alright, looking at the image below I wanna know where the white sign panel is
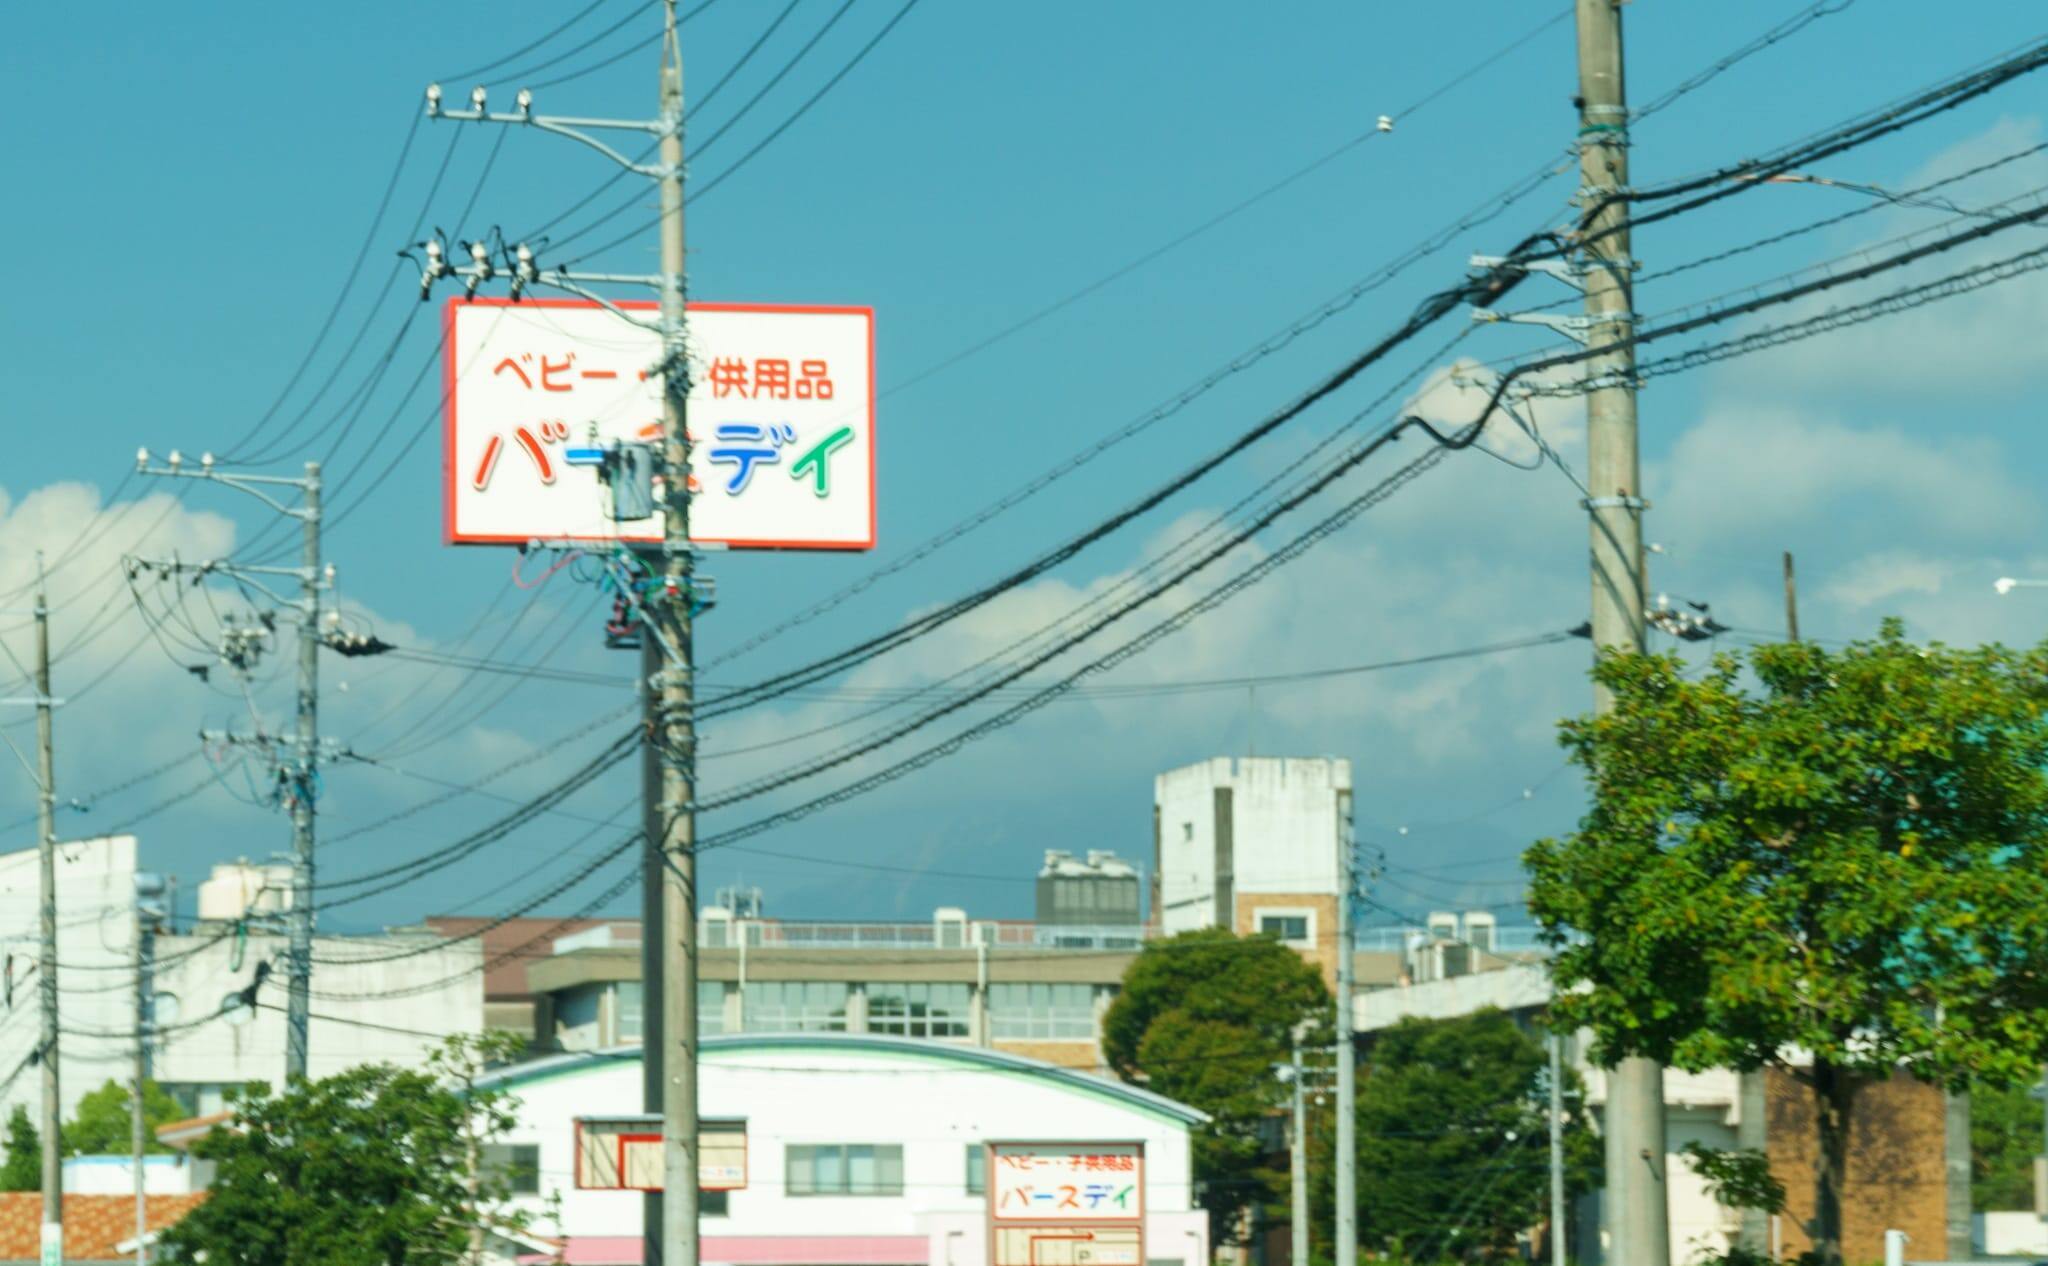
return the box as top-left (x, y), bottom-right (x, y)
top-left (443, 298), bottom-right (874, 550)
top-left (989, 1142), bottom-right (1144, 1222)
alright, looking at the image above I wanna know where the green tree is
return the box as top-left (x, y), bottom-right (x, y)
top-left (1969, 1077), bottom-right (2041, 1212)
top-left (1342, 1010), bottom-right (1599, 1262)
top-left (1103, 928), bottom-right (1331, 1249)
top-left (159, 1031), bottom-right (535, 1266)
top-left (1526, 627), bottom-right (2048, 1266)
top-left (1, 1104), bottom-right (38, 1192)
top-left (64, 1078), bottom-right (186, 1155)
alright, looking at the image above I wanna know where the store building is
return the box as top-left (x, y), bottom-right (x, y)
top-left (480, 1033), bottom-right (1210, 1266)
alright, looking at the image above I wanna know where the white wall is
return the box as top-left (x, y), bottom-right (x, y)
top-left (0, 835), bottom-right (140, 1122)
top-left (61, 1153), bottom-right (202, 1195)
top-left (1977, 1212), bottom-right (2048, 1256)
top-left (151, 929), bottom-right (484, 1102)
top-left (490, 1036), bottom-right (1208, 1265)
top-left (1155, 760), bottom-right (1224, 936)
top-left (1154, 758), bottom-right (1350, 936)
top-left (1227, 759), bottom-right (1347, 897)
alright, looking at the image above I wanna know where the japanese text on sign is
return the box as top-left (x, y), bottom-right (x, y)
top-left (444, 299), bottom-right (874, 550)
top-left (989, 1144), bottom-right (1144, 1222)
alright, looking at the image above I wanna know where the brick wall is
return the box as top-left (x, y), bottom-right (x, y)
top-left (1233, 892), bottom-right (1340, 990)
top-left (1765, 1066), bottom-right (1948, 1264)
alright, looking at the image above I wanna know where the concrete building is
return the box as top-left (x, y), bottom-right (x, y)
top-left (1036, 851), bottom-right (1140, 934)
top-left (1153, 758), bottom-right (1351, 984)
top-left (523, 916), bottom-right (1132, 1073)
top-left (478, 1033), bottom-right (1209, 1266)
top-left (0, 839), bottom-right (485, 1125)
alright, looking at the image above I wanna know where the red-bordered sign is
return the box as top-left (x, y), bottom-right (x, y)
top-left (987, 1141), bottom-right (1145, 1266)
top-left (443, 298), bottom-right (876, 551)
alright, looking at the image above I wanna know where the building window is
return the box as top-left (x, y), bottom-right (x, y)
top-left (865, 982), bottom-right (970, 1038)
top-left (701, 1189), bottom-right (730, 1217)
top-left (482, 1143), bottom-right (541, 1196)
top-left (1256, 909), bottom-right (1315, 948)
top-left (965, 1143), bottom-right (985, 1194)
top-left (988, 982), bottom-right (1095, 1040)
top-left (744, 981), bottom-right (848, 1032)
top-left (699, 981), bottom-right (727, 1036)
top-left (616, 982), bottom-right (644, 1042)
top-left (161, 1083), bottom-right (229, 1118)
top-left (786, 1144), bottom-right (904, 1196)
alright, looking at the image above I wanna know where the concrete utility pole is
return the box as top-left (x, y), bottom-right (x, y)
top-left (1334, 793), bottom-right (1355, 1266)
top-left (131, 876), bottom-right (160, 1266)
top-left (642, 636), bottom-right (669, 1257)
top-left (1783, 552), bottom-right (1800, 642)
top-left (34, 555), bottom-right (62, 1266)
top-left (1574, 2), bottom-right (1669, 1263)
top-left (135, 451), bottom-right (329, 1083)
top-left (652, 3), bottom-right (702, 1263)
top-left (1289, 1040), bottom-right (1309, 1266)
top-left (287, 461), bottom-right (322, 1080)
top-left (1550, 1032), bottom-right (1567, 1266)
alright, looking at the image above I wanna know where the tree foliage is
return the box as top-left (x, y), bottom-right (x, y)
top-left (1969, 1077), bottom-right (2041, 1212)
top-left (1527, 628), bottom-right (2048, 1266)
top-left (1103, 928), bottom-right (1331, 1247)
top-left (158, 1032), bottom-right (533, 1266)
top-left (1, 1105), bottom-right (37, 1192)
top-left (65, 1078), bottom-right (186, 1155)
top-left (1346, 1010), bottom-right (1599, 1261)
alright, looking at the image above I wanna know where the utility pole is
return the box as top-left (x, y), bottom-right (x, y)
top-left (1782, 552), bottom-right (1800, 642)
top-left (131, 875), bottom-right (160, 1266)
top-left (1550, 1031), bottom-right (1567, 1266)
top-left (1289, 1039), bottom-right (1308, 1266)
top-left (288, 463), bottom-right (321, 1080)
top-left (418, 8), bottom-right (702, 1259)
top-left (651, 2), bottom-right (702, 1259)
top-left (133, 451), bottom-right (334, 1082)
top-left (1334, 792), bottom-right (1355, 1266)
top-left (34, 554), bottom-right (62, 1266)
top-left (1574, 2), bottom-right (1669, 1264)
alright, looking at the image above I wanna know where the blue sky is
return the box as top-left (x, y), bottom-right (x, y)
top-left (4, 0), bottom-right (2048, 931)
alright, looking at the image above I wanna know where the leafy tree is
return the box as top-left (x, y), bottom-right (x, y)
top-left (1, 1104), bottom-right (38, 1192)
top-left (1339, 1010), bottom-right (1598, 1262)
top-left (159, 1031), bottom-right (535, 1266)
top-left (1103, 928), bottom-right (1331, 1248)
top-left (1527, 627), bottom-right (2048, 1266)
top-left (64, 1078), bottom-right (186, 1155)
top-left (1969, 1077), bottom-right (2041, 1212)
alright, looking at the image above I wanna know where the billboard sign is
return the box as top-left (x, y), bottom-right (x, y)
top-left (575, 1115), bottom-right (748, 1191)
top-left (443, 298), bottom-right (874, 550)
top-left (988, 1142), bottom-right (1144, 1266)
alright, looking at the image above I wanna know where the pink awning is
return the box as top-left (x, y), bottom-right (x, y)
top-left (525, 1235), bottom-right (932, 1266)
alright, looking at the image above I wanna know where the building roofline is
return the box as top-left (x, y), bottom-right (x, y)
top-left (477, 1033), bottom-right (1207, 1126)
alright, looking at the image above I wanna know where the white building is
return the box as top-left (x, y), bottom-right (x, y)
top-left (1154, 758), bottom-right (1351, 983)
top-left (0, 835), bottom-right (143, 1121)
top-left (481, 1033), bottom-right (1210, 1266)
top-left (0, 837), bottom-right (484, 1125)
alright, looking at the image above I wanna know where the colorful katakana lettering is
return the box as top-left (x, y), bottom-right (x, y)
top-left (706, 423), bottom-right (797, 494)
top-left (790, 426), bottom-right (854, 498)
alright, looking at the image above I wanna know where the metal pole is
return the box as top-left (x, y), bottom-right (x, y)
top-left (1291, 1041), bottom-right (1308, 1266)
top-left (652, 3), bottom-right (700, 1264)
top-left (285, 461), bottom-right (321, 1081)
top-left (132, 898), bottom-right (148, 1266)
top-left (1334, 792), bottom-right (1355, 1266)
top-left (641, 634), bottom-right (668, 1256)
top-left (1550, 1032), bottom-right (1567, 1266)
top-left (1782, 552), bottom-right (1800, 642)
top-left (34, 553), bottom-right (62, 1266)
top-left (1574, 3), bottom-right (1668, 1264)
